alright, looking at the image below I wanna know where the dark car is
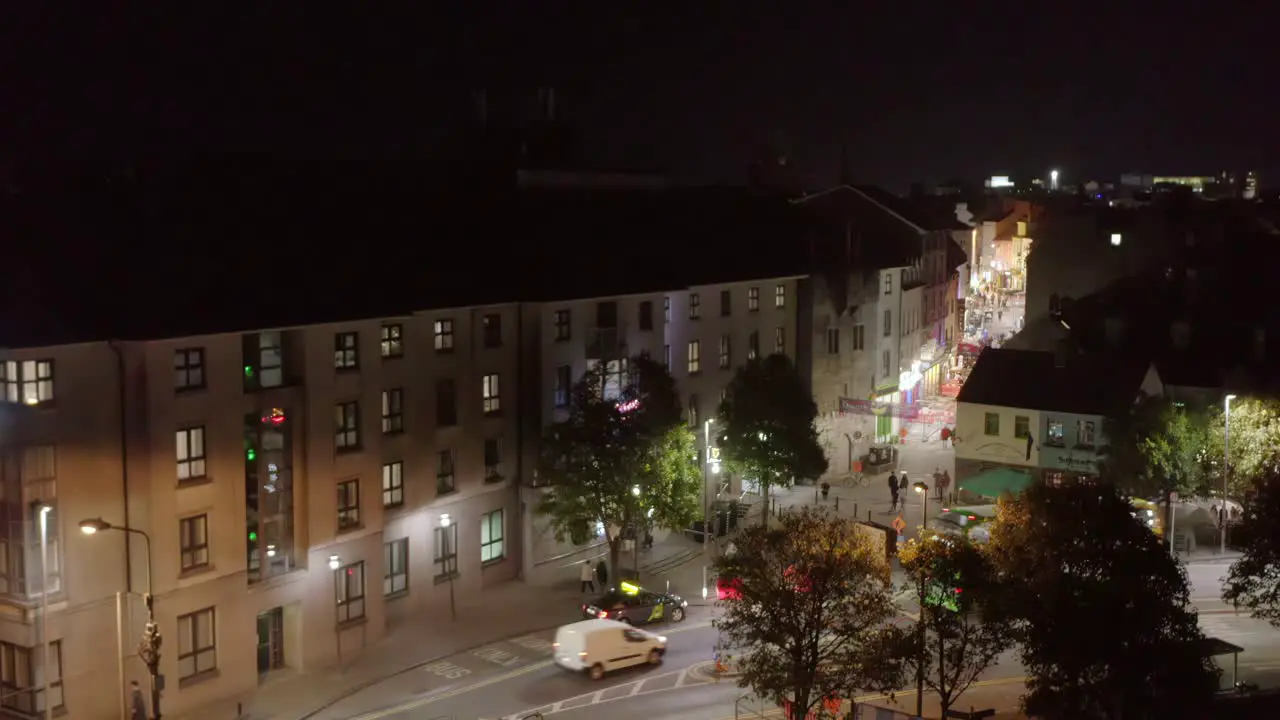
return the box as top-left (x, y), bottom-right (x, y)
top-left (582, 581), bottom-right (688, 626)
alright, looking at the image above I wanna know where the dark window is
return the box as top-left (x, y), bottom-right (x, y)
top-left (719, 335), bottom-right (731, 369)
top-left (384, 538), bottom-right (408, 596)
top-left (596, 301), bottom-right (618, 329)
top-left (179, 515), bottom-right (209, 571)
top-left (638, 301), bottom-right (654, 331)
top-left (484, 437), bottom-right (503, 480)
top-left (1014, 416), bottom-right (1030, 439)
top-left (719, 289), bottom-right (731, 317)
top-left (554, 310), bottom-right (571, 341)
top-left (177, 609), bottom-right (217, 680)
top-left (434, 319), bottom-right (455, 352)
top-left (174, 348), bottom-right (205, 390)
top-left (335, 562), bottom-right (366, 623)
top-left (435, 525), bottom-right (458, 580)
top-left (483, 314), bottom-right (502, 348)
top-left (748, 331), bottom-right (760, 359)
top-left (335, 401), bottom-right (360, 451)
top-left (436, 379), bottom-right (457, 426)
top-left (337, 479), bottom-right (361, 530)
top-left (335, 332), bottom-right (359, 370)
top-left (826, 328), bottom-right (840, 354)
top-left (984, 413), bottom-right (1000, 436)
top-left (554, 365), bottom-right (571, 408)
top-left (688, 293), bottom-right (701, 319)
top-left (437, 450), bottom-right (456, 494)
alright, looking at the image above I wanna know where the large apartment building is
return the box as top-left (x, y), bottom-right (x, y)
top-left (0, 307), bottom-right (529, 718)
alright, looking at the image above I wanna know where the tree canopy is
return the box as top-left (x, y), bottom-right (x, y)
top-left (713, 507), bottom-right (901, 718)
top-left (718, 354), bottom-right (827, 521)
top-left (986, 482), bottom-right (1219, 719)
top-left (537, 353), bottom-right (700, 572)
top-left (1204, 397), bottom-right (1280, 497)
top-left (896, 533), bottom-right (1014, 717)
top-left (1223, 471), bottom-right (1280, 628)
top-left (1102, 394), bottom-right (1211, 498)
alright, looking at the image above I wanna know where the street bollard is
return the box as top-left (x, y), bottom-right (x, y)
top-left (835, 496), bottom-right (840, 512)
top-left (814, 488), bottom-right (819, 504)
top-left (867, 509), bottom-right (872, 522)
top-left (854, 502), bottom-right (858, 519)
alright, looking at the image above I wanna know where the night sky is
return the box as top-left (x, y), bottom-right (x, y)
top-left (4, 5), bottom-right (1277, 190)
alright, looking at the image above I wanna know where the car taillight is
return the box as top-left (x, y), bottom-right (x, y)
top-left (579, 651), bottom-right (587, 658)
top-left (598, 610), bottom-right (608, 618)
top-left (552, 642), bottom-right (560, 650)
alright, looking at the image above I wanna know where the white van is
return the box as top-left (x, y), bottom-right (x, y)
top-left (553, 618), bottom-right (667, 680)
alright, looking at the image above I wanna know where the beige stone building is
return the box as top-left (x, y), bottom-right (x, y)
top-left (0, 306), bottom-right (529, 718)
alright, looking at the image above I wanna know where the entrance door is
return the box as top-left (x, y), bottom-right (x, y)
top-left (256, 607), bottom-right (285, 674)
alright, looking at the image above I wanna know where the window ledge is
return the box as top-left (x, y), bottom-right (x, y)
top-left (337, 523), bottom-right (364, 535)
top-left (178, 668), bottom-right (221, 690)
top-left (335, 366), bottom-right (360, 374)
top-left (481, 557), bottom-right (507, 569)
top-left (177, 476), bottom-right (214, 490)
top-left (336, 447), bottom-right (363, 455)
top-left (175, 386), bottom-right (208, 395)
top-left (437, 486), bottom-right (457, 497)
top-left (384, 589), bottom-right (409, 602)
top-left (382, 354), bottom-right (404, 361)
top-left (484, 411), bottom-right (504, 419)
top-left (484, 475), bottom-right (505, 484)
top-left (179, 565), bottom-right (216, 581)
top-left (382, 429), bottom-right (405, 437)
top-left (337, 616), bottom-right (368, 632)
top-left (1043, 441), bottom-right (1066, 448)
top-left (434, 572), bottom-right (460, 586)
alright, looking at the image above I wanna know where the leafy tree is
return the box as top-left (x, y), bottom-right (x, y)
top-left (1223, 471), bottom-right (1280, 628)
top-left (1204, 397), bottom-right (1280, 497)
top-left (713, 507), bottom-right (902, 719)
top-left (718, 354), bottom-right (828, 523)
top-left (987, 482), bottom-right (1219, 719)
top-left (896, 533), bottom-right (1014, 718)
top-left (537, 354), bottom-right (700, 574)
top-left (1101, 394), bottom-right (1211, 498)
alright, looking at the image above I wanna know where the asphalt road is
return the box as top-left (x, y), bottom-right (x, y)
top-left (309, 560), bottom-right (1280, 720)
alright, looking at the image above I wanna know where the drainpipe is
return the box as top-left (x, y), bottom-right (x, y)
top-left (108, 341), bottom-right (134, 593)
top-left (514, 305), bottom-right (525, 580)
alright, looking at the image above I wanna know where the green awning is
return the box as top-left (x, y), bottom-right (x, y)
top-left (959, 467), bottom-right (1033, 498)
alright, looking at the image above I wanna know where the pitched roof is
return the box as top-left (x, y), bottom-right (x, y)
top-left (957, 347), bottom-right (1149, 416)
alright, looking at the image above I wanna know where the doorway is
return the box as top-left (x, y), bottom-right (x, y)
top-left (256, 607), bottom-right (285, 676)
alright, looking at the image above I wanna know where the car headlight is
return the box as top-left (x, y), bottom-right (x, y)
top-left (681, 600), bottom-right (688, 607)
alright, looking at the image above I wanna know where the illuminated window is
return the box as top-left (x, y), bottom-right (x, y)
top-left (334, 332), bottom-right (359, 370)
top-left (335, 562), bottom-right (366, 623)
top-left (663, 296), bottom-right (671, 322)
top-left (719, 335), bottom-right (731, 369)
top-left (689, 293), bottom-right (701, 320)
top-left (1, 360), bottom-right (55, 405)
top-left (482, 374), bottom-right (501, 415)
top-left (381, 388), bottom-right (404, 434)
top-left (380, 324), bottom-right (403, 358)
top-left (553, 365), bottom-right (571, 408)
top-left (748, 287), bottom-right (760, 311)
top-left (177, 608), bottom-right (217, 680)
top-left (984, 413), bottom-right (1000, 436)
top-left (384, 538), bottom-right (408, 596)
top-left (176, 427), bottom-right (207, 481)
top-left (382, 461), bottom-right (404, 508)
top-left (553, 310), bottom-right (571, 341)
top-left (434, 319), bottom-right (455, 352)
top-left (1014, 416), bottom-right (1030, 439)
top-left (481, 509), bottom-right (504, 563)
top-left (688, 395), bottom-right (699, 427)
top-left (774, 284), bottom-right (786, 308)
top-left (687, 341), bottom-right (701, 374)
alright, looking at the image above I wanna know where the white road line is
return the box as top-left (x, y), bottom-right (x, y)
top-left (628, 679), bottom-right (646, 696)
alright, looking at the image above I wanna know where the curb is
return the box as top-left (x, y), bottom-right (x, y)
top-left (294, 621), bottom-right (567, 720)
top-left (686, 660), bottom-right (742, 682)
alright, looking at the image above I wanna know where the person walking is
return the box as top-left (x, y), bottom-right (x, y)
top-left (932, 467), bottom-right (944, 501)
top-left (580, 560), bottom-right (596, 593)
top-left (940, 470), bottom-right (952, 503)
top-left (129, 681), bottom-right (148, 720)
top-left (888, 471), bottom-right (900, 512)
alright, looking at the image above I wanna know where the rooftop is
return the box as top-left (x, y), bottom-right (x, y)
top-left (957, 347), bottom-right (1151, 416)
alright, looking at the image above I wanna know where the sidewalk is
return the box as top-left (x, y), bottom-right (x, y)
top-left (178, 537), bottom-right (706, 720)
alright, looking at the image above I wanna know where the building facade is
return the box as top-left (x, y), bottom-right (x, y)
top-left (0, 307), bottom-right (527, 718)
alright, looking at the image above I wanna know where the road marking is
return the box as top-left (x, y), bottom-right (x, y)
top-left (474, 647), bottom-right (524, 667)
top-left (705, 675), bottom-right (1030, 720)
top-left (420, 660), bottom-right (471, 680)
top-left (504, 667), bottom-right (708, 718)
top-left (353, 619), bottom-right (715, 720)
top-left (510, 634), bottom-right (555, 652)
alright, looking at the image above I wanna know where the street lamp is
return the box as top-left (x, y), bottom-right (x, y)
top-left (80, 518), bottom-right (161, 720)
top-left (1222, 394), bottom-right (1237, 554)
top-left (440, 514), bottom-right (456, 621)
top-left (34, 503), bottom-right (52, 720)
top-left (910, 481), bottom-right (929, 718)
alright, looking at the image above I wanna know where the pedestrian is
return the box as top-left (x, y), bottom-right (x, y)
top-left (595, 559), bottom-right (609, 587)
top-left (887, 471), bottom-right (900, 512)
top-left (899, 473), bottom-right (909, 494)
top-left (940, 469), bottom-right (952, 503)
top-left (820, 481), bottom-right (830, 500)
top-left (932, 467), bottom-right (943, 501)
top-left (129, 681), bottom-right (147, 720)
top-left (580, 560), bottom-right (595, 593)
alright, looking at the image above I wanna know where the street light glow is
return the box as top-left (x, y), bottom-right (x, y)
top-left (912, 482), bottom-right (929, 495)
top-left (79, 518), bottom-right (112, 535)
top-left (631, 485), bottom-right (641, 497)
top-left (440, 513), bottom-right (452, 528)
top-left (328, 554), bottom-right (341, 570)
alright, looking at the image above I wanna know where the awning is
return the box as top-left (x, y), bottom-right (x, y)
top-left (959, 467), bottom-right (1033, 498)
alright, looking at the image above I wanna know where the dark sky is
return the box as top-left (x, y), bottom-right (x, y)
top-left (3, 5), bottom-right (1277, 190)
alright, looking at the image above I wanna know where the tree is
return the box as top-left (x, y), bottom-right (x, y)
top-left (1204, 397), bottom-right (1280, 497)
top-left (1101, 394), bottom-right (1211, 498)
top-left (537, 354), bottom-right (700, 574)
top-left (987, 482), bottom-right (1220, 719)
top-left (896, 533), bottom-right (1014, 718)
top-left (1223, 471), bottom-right (1280, 628)
top-left (718, 354), bottom-right (828, 523)
top-left (713, 507), bottom-right (902, 719)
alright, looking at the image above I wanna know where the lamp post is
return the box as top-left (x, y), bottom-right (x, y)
top-left (703, 419), bottom-right (713, 551)
top-left (34, 503), bottom-right (52, 720)
top-left (81, 518), bottom-right (160, 720)
top-left (1222, 394), bottom-right (1237, 554)
top-left (910, 481), bottom-right (930, 719)
top-left (440, 514), bottom-right (457, 621)
top-left (328, 554), bottom-right (342, 666)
